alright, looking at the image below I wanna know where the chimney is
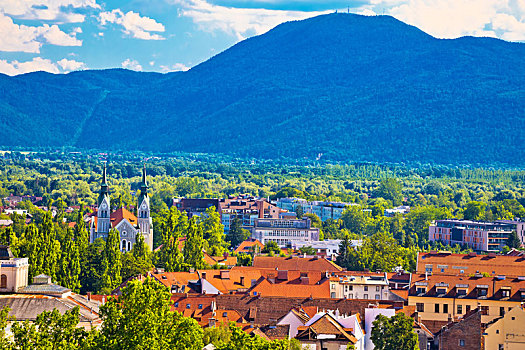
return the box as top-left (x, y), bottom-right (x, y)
top-left (240, 276), bottom-right (245, 285)
top-left (87, 292), bottom-right (92, 301)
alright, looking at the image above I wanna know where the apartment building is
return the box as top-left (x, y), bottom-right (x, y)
top-left (251, 217), bottom-right (320, 248)
top-left (428, 219), bottom-right (525, 252)
top-left (275, 197), bottom-right (355, 221)
top-left (408, 272), bottom-right (525, 326)
top-left (220, 196), bottom-right (283, 234)
top-left (329, 272), bottom-right (390, 300)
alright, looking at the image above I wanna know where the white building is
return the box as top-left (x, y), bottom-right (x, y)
top-left (0, 246), bottom-right (28, 293)
top-left (364, 308), bottom-right (396, 350)
top-left (251, 218), bottom-right (319, 248)
top-left (275, 198), bottom-right (356, 222)
top-left (88, 164), bottom-right (153, 251)
top-left (293, 239), bottom-right (362, 259)
top-left (384, 205), bottom-right (410, 217)
top-left (329, 273), bottom-right (390, 300)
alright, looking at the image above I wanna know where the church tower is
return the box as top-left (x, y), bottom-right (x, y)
top-left (96, 162), bottom-right (111, 239)
top-left (137, 164), bottom-right (153, 250)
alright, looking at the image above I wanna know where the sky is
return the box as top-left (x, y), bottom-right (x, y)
top-left (0, 0), bottom-right (524, 75)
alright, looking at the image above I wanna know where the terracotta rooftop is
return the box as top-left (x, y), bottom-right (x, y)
top-left (234, 239), bottom-right (264, 254)
top-left (253, 256), bottom-right (343, 272)
top-left (417, 251), bottom-right (525, 277)
top-left (296, 313), bottom-right (358, 344)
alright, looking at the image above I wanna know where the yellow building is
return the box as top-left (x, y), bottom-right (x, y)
top-left (484, 306), bottom-right (525, 349)
top-left (408, 273), bottom-right (525, 325)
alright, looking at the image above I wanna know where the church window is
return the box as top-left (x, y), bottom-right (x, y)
top-left (122, 230), bottom-right (127, 236)
top-left (127, 241), bottom-right (131, 251)
top-left (121, 239), bottom-right (127, 251)
top-left (0, 275), bottom-right (6, 289)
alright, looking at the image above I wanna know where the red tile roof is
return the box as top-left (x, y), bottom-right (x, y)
top-left (253, 256), bottom-right (343, 272)
top-left (234, 239), bottom-right (264, 254)
top-left (417, 251), bottom-right (525, 277)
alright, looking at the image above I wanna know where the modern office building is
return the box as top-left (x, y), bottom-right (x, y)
top-left (251, 218), bottom-right (320, 248)
top-left (428, 219), bottom-right (524, 252)
top-left (275, 198), bottom-right (355, 222)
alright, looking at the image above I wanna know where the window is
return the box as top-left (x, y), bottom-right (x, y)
top-left (127, 241), bottom-right (131, 251)
top-left (222, 312), bottom-right (227, 317)
top-left (435, 304), bottom-right (440, 313)
top-left (459, 339), bottom-right (465, 347)
top-left (478, 288), bottom-right (488, 296)
top-left (349, 286), bottom-right (353, 291)
top-left (443, 304), bottom-right (448, 313)
top-left (364, 294), bottom-right (368, 299)
top-left (174, 302), bottom-right (179, 307)
top-left (500, 307), bottom-right (505, 316)
top-left (331, 292), bottom-right (336, 298)
top-left (198, 304), bottom-right (203, 309)
top-left (502, 289), bottom-right (510, 298)
top-left (364, 286), bottom-right (368, 291)
top-left (376, 286), bottom-right (380, 292)
top-left (416, 287), bottom-right (426, 294)
top-left (457, 305), bottom-right (463, 314)
top-left (186, 304), bottom-right (191, 309)
top-left (0, 275), bottom-right (6, 289)
top-left (375, 294), bottom-right (380, 300)
top-left (466, 305), bottom-right (471, 313)
top-left (121, 239), bottom-right (127, 251)
top-left (416, 303), bottom-right (424, 312)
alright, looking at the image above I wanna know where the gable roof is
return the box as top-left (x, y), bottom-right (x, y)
top-left (253, 256), bottom-right (343, 272)
top-left (111, 207), bottom-right (137, 227)
top-left (296, 313), bottom-right (358, 344)
top-left (234, 239), bottom-right (264, 254)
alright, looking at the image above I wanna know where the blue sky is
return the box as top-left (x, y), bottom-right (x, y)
top-left (0, 0), bottom-right (524, 75)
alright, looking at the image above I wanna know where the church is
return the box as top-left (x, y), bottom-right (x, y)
top-left (87, 164), bottom-right (154, 251)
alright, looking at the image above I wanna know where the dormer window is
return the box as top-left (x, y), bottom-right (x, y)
top-left (501, 288), bottom-right (511, 298)
top-left (416, 287), bottom-right (426, 294)
top-left (477, 285), bottom-right (489, 297)
top-left (436, 288), bottom-right (447, 295)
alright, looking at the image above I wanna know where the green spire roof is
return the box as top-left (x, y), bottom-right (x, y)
top-left (138, 164), bottom-right (149, 206)
top-left (100, 162), bottom-right (109, 194)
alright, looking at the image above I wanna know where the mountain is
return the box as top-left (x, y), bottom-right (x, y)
top-left (1, 13), bottom-right (525, 165)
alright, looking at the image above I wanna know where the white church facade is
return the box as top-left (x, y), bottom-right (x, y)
top-left (87, 164), bottom-right (154, 251)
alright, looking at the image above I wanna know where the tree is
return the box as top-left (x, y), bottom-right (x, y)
top-left (341, 206), bottom-right (368, 235)
top-left (201, 207), bottom-right (226, 256)
top-left (100, 228), bottom-right (122, 293)
top-left (299, 246), bottom-right (316, 255)
top-left (184, 218), bottom-right (206, 269)
top-left (295, 205), bottom-right (304, 219)
top-left (262, 241), bottom-right (281, 255)
top-left (370, 313), bottom-right (418, 350)
top-left (11, 307), bottom-right (93, 350)
top-left (463, 201), bottom-right (487, 221)
top-left (226, 217), bottom-right (250, 248)
top-left (57, 228), bottom-right (81, 292)
top-left (158, 207), bottom-right (185, 272)
top-left (507, 230), bottom-right (521, 249)
top-left (97, 277), bottom-right (204, 350)
top-left (375, 179), bottom-right (403, 206)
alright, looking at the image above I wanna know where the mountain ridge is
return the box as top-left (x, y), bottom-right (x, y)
top-left (1, 13), bottom-right (524, 165)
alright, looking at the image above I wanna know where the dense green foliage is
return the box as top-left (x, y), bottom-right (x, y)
top-left (1, 14), bottom-right (525, 165)
top-left (371, 313), bottom-right (419, 350)
top-left (0, 278), bottom-right (288, 349)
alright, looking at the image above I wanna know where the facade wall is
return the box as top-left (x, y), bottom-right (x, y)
top-left (484, 307), bottom-right (525, 350)
top-left (409, 296), bottom-right (520, 324)
top-left (437, 311), bottom-right (482, 350)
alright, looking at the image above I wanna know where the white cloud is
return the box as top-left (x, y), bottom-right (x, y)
top-left (172, 0), bottom-right (328, 40)
top-left (0, 0), bottom-right (100, 23)
top-left (149, 61), bottom-right (155, 66)
top-left (160, 63), bottom-right (190, 72)
top-left (0, 57), bottom-right (59, 75)
top-left (121, 58), bottom-right (143, 71)
top-left (99, 9), bottom-right (165, 40)
top-left (57, 58), bottom-right (86, 71)
top-left (0, 57), bottom-right (87, 75)
top-left (0, 13), bottom-right (81, 52)
top-left (370, 0), bottom-right (525, 42)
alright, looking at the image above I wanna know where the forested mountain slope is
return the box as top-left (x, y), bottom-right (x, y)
top-left (1, 13), bottom-right (524, 165)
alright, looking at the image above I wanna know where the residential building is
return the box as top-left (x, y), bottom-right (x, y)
top-left (408, 273), bottom-right (525, 325)
top-left (172, 198), bottom-right (220, 218)
top-left (234, 239), bottom-right (264, 255)
top-left (295, 312), bottom-right (361, 350)
top-left (87, 164), bottom-right (153, 251)
top-left (293, 239), bottom-right (363, 259)
top-left (219, 195), bottom-right (283, 234)
top-left (416, 251), bottom-right (525, 277)
top-left (428, 219), bottom-right (525, 252)
top-left (251, 217), bottom-right (320, 248)
top-left (275, 198), bottom-right (355, 221)
top-left (484, 306), bottom-right (525, 349)
top-left (363, 307), bottom-right (396, 350)
top-left (384, 205), bottom-right (410, 217)
top-left (0, 246), bottom-right (28, 293)
top-left (329, 273), bottom-right (390, 300)
top-left (433, 308), bottom-right (484, 350)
